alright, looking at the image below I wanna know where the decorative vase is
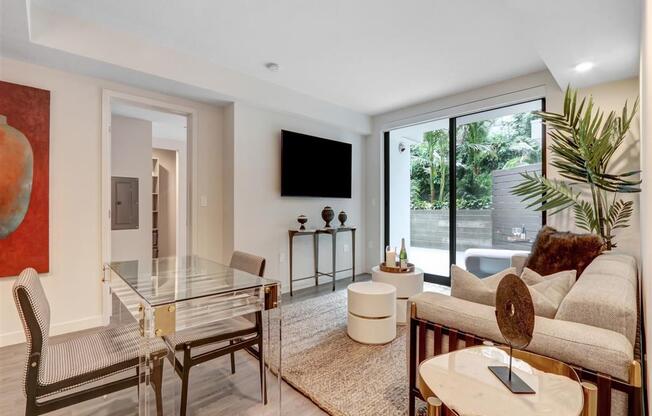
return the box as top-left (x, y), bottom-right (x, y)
top-left (338, 210), bottom-right (347, 227)
top-left (321, 206), bottom-right (334, 228)
top-left (297, 215), bottom-right (308, 230)
top-left (0, 115), bottom-right (33, 239)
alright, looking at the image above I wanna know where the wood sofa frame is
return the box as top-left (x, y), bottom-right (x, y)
top-left (408, 303), bottom-right (642, 416)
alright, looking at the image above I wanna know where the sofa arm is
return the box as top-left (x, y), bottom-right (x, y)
top-left (409, 291), bottom-right (634, 381)
top-left (510, 253), bottom-right (529, 275)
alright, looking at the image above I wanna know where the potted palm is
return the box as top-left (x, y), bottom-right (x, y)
top-left (512, 87), bottom-right (640, 249)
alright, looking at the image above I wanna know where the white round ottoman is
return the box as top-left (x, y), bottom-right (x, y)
top-left (347, 281), bottom-right (396, 344)
top-left (371, 266), bottom-right (424, 324)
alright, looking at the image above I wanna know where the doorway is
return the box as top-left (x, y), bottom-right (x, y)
top-left (101, 90), bottom-right (195, 323)
top-left (385, 99), bottom-right (545, 285)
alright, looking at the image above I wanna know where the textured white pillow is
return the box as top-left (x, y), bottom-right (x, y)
top-left (450, 265), bottom-right (516, 307)
top-left (450, 265), bottom-right (576, 318)
top-left (520, 268), bottom-right (577, 318)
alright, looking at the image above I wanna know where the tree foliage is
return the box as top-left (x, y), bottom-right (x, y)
top-left (410, 111), bottom-right (541, 210)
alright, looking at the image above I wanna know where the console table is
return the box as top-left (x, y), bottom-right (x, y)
top-left (288, 227), bottom-right (356, 296)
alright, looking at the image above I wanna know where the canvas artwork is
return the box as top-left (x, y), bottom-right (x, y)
top-left (0, 81), bottom-right (50, 277)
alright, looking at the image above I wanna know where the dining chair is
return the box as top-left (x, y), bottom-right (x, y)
top-left (13, 268), bottom-right (167, 416)
top-left (164, 251), bottom-right (266, 416)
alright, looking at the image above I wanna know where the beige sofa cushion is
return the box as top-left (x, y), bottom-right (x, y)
top-left (451, 266), bottom-right (575, 318)
top-left (555, 253), bottom-right (638, 345)
top-left (410, 291), bottom-right (634, 381)
top-left (450, 265), bottom-right (515, 306)
top-left (521, 268), bottom-right (576, 318)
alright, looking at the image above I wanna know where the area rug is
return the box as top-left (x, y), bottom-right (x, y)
top-left (279, 290), bottom-right (417, 416)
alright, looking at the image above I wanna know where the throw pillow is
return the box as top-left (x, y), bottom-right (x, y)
top-left (521, 267), bottom-right (577, 318)
top-left (525, 226), bottom-right (603, 277)
top-left (450, 265), bottom-right (576, 318)
top-left (450, 265), bottom-right (516, 307)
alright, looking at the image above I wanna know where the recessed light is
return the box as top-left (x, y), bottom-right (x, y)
top-left (265, 62), bottom-right (280, 72)
top-left (574, 62), bottom-right (594, 72)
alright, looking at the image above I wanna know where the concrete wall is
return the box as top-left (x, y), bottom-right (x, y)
top-left (410, 210), bottom-right (492, 250)
top-left (110, 115), bottom-right (153, 262)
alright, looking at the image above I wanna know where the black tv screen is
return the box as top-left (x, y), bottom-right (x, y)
top-left (281, 130), bottom-right (352, 198)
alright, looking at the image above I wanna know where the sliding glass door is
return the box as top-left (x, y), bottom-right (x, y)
top-left (385, 99), bottom-right (544, 285)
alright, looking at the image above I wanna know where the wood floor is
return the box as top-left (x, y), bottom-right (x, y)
top-left (0, 274), bottom-right (447, 415)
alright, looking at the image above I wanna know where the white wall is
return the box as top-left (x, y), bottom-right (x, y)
top-left (228, 102), bottom-right (365, 292)
top-left (110, 115), bottom-right (153, 262)
top-left (640, 0), bottom-right (651, 408)
top-left (388, 132), bottom-right (411, 250)
top-left (366, 70), bottom-right (641, 270)
top-left (0, 57), bottom-right (225, 346)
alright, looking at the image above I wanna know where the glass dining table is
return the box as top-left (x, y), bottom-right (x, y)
top-left (104, 255), bottom-right (282, 415)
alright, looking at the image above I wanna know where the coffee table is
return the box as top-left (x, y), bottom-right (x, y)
top-left (417, 346), bottom-right (592, 416)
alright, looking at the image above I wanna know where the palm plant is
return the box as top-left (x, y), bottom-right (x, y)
top-left (511, 87), bottom-right (640, 249)
top-left (423, 129), bottom-right (449, 203)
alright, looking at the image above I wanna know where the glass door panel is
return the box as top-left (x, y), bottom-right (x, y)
top-left (454, 101), bottom-right (543, 276)
top-left (388, 119), bottom-right (450, 280)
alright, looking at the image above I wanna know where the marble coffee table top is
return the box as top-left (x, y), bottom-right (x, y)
top-left (418, 346), bottom-right (583, 416)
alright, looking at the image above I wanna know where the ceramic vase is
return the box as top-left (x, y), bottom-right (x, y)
top-left (338, 210), bottom-right (347, 227)
top-left (321, 206), bottom-right (334, 228)
top-left (297, 215), bottom-right (308, 230)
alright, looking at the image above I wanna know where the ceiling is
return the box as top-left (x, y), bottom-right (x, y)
top-left (2, 0), bottom-right (642, 119)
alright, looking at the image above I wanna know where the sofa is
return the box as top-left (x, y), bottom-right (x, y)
top-left (407, 252), bottom-right (641, 416)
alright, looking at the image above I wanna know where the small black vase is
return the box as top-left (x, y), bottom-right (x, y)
top-left (338, 210), bottom-right (347, 227)
top-left (321, 206), bottom-right (334, 228)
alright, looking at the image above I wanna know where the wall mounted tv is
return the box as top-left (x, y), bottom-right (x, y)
top-left (281, 130), bottom-right (352, 198)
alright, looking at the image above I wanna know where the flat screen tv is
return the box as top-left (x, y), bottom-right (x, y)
top-left (281, 130), bottom-right (352, 198)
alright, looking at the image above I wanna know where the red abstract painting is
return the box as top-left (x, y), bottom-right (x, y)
top-left (0, 81), bottom-right (50, 277)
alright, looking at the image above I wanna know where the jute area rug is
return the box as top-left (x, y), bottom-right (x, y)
top-left (280, 289), bottom-right (420, 416)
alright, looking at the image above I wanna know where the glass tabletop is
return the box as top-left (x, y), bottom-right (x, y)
top-left (107, 255), bottom-right (277, 306)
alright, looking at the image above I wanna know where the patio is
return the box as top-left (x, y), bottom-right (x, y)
top-left (409, 246), bottom-right (467, 277)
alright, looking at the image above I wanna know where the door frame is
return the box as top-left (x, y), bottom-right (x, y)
top-left (100, 89), bottom-right (198, 324)
top-left (383, 98), bottom-right (546, 286)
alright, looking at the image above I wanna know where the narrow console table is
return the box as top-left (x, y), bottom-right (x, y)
top-left (288, 227), bottom-right (356, 296)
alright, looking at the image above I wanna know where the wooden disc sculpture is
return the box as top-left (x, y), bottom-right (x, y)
top-left (489, 273), bottom-right (536, 393)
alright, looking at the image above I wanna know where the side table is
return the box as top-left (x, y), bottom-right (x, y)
top-left (371, 265), bottom-right (423, 324)
top-left (417, 346), bottom-right (594, 416)
top-left (288, 227), bottom-right (356, 296)
top-left (347, 281), bottom-right (396, 344)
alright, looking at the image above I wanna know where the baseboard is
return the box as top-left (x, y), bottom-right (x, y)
top-left (0, 315), bottom-right (104, 347)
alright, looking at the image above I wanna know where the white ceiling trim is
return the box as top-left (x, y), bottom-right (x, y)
top-left (24, 4), bottom-right (371, 135)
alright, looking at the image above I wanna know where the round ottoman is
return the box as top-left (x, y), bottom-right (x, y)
top-left (347, 281), bottom-right (396, 344)
top-left (371, 266), bottom-right (424, 324)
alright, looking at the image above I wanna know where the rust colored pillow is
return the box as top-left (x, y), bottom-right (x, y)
top-left (525, 226), bottom-right (604, 278)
